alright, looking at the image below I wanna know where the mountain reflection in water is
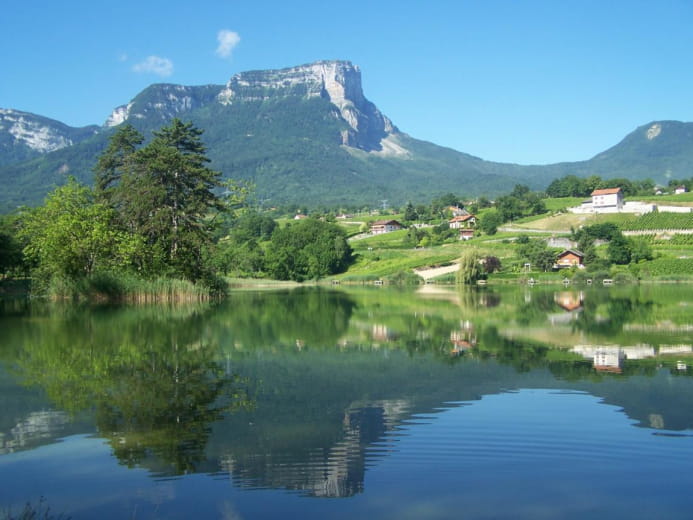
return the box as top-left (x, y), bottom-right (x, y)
top-left (0, 284), bottom-right (692, 517)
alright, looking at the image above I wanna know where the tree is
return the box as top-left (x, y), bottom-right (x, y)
top-left (19, 178), bottom-right (141, 287)
top-left (483, 256), bottom-right (502, 274)
top-left (607, 233), bottom-right (632, 265)
top-left (456, 248), bottom-right (484, 285)
top-left (94, 124), bottom-right (144, 203)
top-left (264, 219), bottom-right (352, 281)
top-left (403, 202), bottom-right (417, 222)
top-left (478, 209), bottom-right (502, 235)
top-left (0, 215), bottom-right (23, 277)
top-left (107, 119), bottom-right (224, 280)
top-left (629, 238), bottom-right (652, 264)
top-left (517, 238), bottom-right (556, 272)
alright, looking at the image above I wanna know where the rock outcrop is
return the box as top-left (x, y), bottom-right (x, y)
top-left (216, 60), bottom-right (398, 152)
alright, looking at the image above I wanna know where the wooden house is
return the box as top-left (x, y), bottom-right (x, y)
top-left (554, 249), bottom-right (585, 269)
top-left (370, 219), bottom-right (403, 235)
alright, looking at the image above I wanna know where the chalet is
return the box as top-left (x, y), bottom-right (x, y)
top-left (370, 219), bottom-right (403, 235)
top-left (591, 187), bottom-right (624, 210)
top-left (554, 249), bottom-right (585, 269)
top-left (675, 185), bottom-right (688, 195)
top-left (448, 214), bottom-right (476, 229)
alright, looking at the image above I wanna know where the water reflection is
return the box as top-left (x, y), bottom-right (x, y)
top-left (1, 284), bottom-right (692, 506)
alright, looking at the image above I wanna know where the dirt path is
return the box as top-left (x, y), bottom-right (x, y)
top-left (414, 263), bottom-right (460, 280)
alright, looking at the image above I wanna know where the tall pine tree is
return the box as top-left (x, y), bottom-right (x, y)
top-left (98, 119), bottom-right (224, 281)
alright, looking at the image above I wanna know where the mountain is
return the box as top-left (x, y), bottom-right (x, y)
top-left (0, 109), bottom-right (99, 166)
top-left (1, 60), bottom-right (692, 212)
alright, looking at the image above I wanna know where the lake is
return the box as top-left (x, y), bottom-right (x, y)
top-left (1, 284), bottom-right (692, 519)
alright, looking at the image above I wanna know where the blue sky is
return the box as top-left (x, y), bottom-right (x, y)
top-left (2, 0), bottom-right (692, 164)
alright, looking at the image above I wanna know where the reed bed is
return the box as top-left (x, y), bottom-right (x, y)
top-left (45, 272), bottom-right (221, 303)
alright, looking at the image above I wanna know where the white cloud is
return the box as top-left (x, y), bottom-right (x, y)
top-left (216, 30), bottom-right (240, 59)
top-left (132, 56), bottom-right (174, 77)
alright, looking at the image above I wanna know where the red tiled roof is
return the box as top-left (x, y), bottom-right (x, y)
top-left (449, 215), bottom-right (475, 222)
top-left (591, 188), bottom-right (622, 196)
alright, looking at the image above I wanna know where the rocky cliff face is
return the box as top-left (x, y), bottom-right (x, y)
top-left (105, 84), bottom-right (223, 127)
top-left (0, 109), bottom-right (100, 167)
top-left (103, 61), bottom-right (399, 153)
top-left (218, 60), bottom-right (398, 152)
top-left (0, 109), bottom-right (98, 153)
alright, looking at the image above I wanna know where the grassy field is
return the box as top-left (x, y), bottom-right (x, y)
top-left (338, 197), bottom-right (693, 283)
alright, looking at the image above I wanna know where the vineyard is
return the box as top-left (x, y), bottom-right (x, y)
top-left (622, 212), bottom-right (693, 231)
top-left (636, 258), bottom-right (693, 278)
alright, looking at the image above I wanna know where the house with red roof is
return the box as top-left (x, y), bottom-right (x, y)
top-left (591, 187), bottom-right (624, 210)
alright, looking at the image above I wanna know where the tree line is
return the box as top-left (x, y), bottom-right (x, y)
top-left (1, 119), bottom-right (354, 297)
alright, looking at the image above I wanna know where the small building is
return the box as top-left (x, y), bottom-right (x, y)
top-left (370, 219), bottom-right (403, 235)
top-left (448, 214), bottom-right (476, 229)
top-left (554, 249), bottom-right (584, 269)
top-left (294, 214), bottom-right (308, 220)
top-left (675, 185), bottom-right (687, 195)
top-left (459, 229), bottom-right (475, 241)
top-left (591, 187), bottom-right (624, 210)
top-left (448, 206), bottom-right (468, 217)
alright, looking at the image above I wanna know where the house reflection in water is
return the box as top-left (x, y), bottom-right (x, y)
top-left (593, 348), bottom-right (625, 373)
top-left (372, 324), bottom-right (397, 343)
top-left (450, 320), bottom-right (477, 356)
top-left (571, 344), bottom-right (693, 373)
top-left (548, 291), bottom-right (585, 325)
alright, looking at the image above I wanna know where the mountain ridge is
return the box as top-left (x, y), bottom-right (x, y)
top-left (1, 60), bottom-right (692, 211)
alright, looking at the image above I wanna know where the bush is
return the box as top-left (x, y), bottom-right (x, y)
top-left (384, 270), bottom-right (423, 285)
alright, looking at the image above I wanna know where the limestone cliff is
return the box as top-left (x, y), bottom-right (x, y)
top-left (217, 60), bottom-right (398, 152)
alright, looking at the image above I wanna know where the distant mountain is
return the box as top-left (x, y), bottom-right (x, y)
top-left (1, 61), bottom-right (692, 212)
top-left (0, 109), bottom-right (99, 166)
top-left (581, 121), bottom-right (693, 179)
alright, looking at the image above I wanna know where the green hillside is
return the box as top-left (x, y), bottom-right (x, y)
top-left (2, 61), bottom-right (693, 213)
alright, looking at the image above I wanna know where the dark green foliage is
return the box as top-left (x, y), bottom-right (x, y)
top-left (573, 222), bottom-right (620, 241)
top-left (483, 256), bottom-right (502, 274)
top-left (517, 239), bottom-right (557, 272)
top-left (404, 226), bottom-right (426, 247)
top-left (495, 185), bottom-right (546, 221)
top-left (479, 209), bottom-right (502, 235)
top-left (403, 202), bottom-right (417, 222)
top-left (264, 219), bottom-right (352, 281)
top-left (629, 238), bottom-right (653, 263)
top-left (607, 233), bottom-right (632, 265)
top-left (0, 215), bottom-right (23, 276)
top-left (94, 124), bottom-right (143, 200)
top-left (229, 211), bottom-right (277, 242)
top-left (108, 119), bottom-right (224, 281)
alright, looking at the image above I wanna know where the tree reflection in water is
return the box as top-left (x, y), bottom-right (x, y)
top-left (14, 304), bottom-right (252, 476)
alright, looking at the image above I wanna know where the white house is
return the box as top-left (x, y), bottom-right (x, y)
top-left (370, 219), bottom-right (403, 235)
top-left (591, 187), bottom-right (624, 210)
top-left (675, 185), bottom-right (687, 195)
top-left (448, 214), bottom-right (476, 229)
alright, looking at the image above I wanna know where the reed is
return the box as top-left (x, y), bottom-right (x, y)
top-left (44, 272), bottom-right (224, 303)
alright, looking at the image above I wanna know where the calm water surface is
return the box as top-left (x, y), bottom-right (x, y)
top-left (1, 285), bottom-right (692, 519)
